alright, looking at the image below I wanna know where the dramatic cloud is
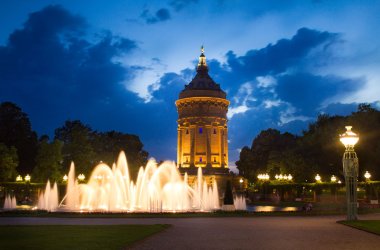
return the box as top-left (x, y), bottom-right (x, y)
top-left (146, 27), bottom-right (366, 162)
top-left (140, 8), bottom-right (171, 24)
top-left (0, 4), bottom-right (371, 164)
top-left (0, 5), bottom-right (143, 135)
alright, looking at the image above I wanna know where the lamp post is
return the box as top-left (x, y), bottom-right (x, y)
top-left (340, 126), bottom-right (359, 221)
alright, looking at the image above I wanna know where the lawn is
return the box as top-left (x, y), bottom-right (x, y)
top-left (0, 224), bottom-right (169, 250)
top-left (339, 220), bottom-right (380, 235)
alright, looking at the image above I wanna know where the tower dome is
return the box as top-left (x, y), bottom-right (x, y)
top-left (175, 47), bottom-right (229, 174)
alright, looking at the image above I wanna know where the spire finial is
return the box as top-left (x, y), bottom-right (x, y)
top-left (198, 45), bottom-right (207, 70)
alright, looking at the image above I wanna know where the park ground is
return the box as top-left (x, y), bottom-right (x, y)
top-left (1, 213), bottom-right (380, 250)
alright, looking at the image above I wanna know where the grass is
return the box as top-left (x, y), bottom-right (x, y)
top-left (338, 220), bottom-right (380, 235)
top-left (0, 224), bottom-right (170, 250)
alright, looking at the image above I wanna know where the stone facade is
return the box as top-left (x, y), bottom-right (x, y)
top-left (176, 48), bottom-right (229, 175)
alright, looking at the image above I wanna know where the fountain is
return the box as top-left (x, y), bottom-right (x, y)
top-left (38, 151), bottom-right (220, 212)
top-left (2, 194), bottom-right (17, 210)
top-left (37, 181), bottom-right (59, 211)
top-left (234, 195), bottom-right (247, 211)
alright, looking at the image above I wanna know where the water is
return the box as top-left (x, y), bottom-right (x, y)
top-left (247, 205), bottom-right (299, 212)
top-left (37, 181), bottom-right (59, 211)
top-left (3, 194), bottom-right (17, 209)
top-left (234, 195), bottom-right (247, 210)
top-left (39, 151), bottom-right (220, 212)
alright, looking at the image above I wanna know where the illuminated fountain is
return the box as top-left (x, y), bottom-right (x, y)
top-left (38, 151), bottom-right (220, 212)
top-left (3, 194), bottom-right (17, 210)
top-left (234, 195), bottom-right (247, 211)
top-left (37, 181), bottom-right (59, 211)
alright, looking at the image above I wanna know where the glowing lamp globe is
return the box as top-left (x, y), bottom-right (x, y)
top-left (63, 174), bottom-right (68, 182)
top-left (315, 174), bottom-right (321, 182)
top-left (78, 174), bottom-right (85, 181)
top-left (340, 126), bottom-right (359, 148)
top-left (288, 174), bottom-right (293, 181)
top-left (239, 178), bottom-right (243, 183)
top-left (25, 174), bottom-right (31, 182)
top-left (16, 175), bottom-right (23, 182)
top-left (331, 175), bottom-right (337, 182)
top-left (364, 171), bottom-right (371, 180)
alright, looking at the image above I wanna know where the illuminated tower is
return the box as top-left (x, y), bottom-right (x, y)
top-left (175, 47), bottom-right (229, 174)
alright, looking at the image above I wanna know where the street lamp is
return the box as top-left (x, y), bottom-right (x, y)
top-left (340, 126), bottom-right (359, 221)
top-left (364, 171), bottom-right (371, 181)
top-left (25, 174), bottom-right (31, 182)
top-left (315, 174), bottom-right (321, 183)
top-left (78, 174), bottom-right (85, 181)
top-left (16, 175), bottom-right (23, 182)
top-left (63, 174), bottom-right (68, 182)
top-left (331, 175), bottom-right (337, 182)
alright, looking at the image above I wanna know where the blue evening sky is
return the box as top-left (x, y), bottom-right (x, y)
top-left (1, 1), bottom-right (380, 171)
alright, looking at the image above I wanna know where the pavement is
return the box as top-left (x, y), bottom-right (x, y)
top-left (1, 214), bottom-right (380, 250)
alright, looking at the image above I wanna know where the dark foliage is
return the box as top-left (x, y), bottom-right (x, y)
top-left (236, 104), bottom-right (380, 182)
top-left (223, 180), bottom-right (234, 205)
top-left (0, 102), bottom-right (38, 174)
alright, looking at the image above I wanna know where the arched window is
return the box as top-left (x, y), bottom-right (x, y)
top-left (213, 157), bottom-right (216, 162)
top-left (199, 157), bottom-right (202, 162)
top-left (213, 128), bottom-right (217, 134)
top-left (199, 128), bottom-right (203, 134)
top-left (186, 129), bottom-right (189, 134)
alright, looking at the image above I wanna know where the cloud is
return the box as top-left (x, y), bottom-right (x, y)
top-left (169, 0), bottom-right (198, 11)
top-left (141, 8), bottom-right (171, 24)
top-left (276, 73), bottom-right (365, 115)
top-left (1, 6), bottom-right (372, 166)
top-left (0, 5), bottom-right (145, 137)
top-left (144, 27), bottom-right (367, 161)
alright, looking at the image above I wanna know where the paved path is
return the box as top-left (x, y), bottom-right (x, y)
top-left (1, 214), bottom-right (380, 250)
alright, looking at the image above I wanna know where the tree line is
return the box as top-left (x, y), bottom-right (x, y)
top-left (0, 102), bottom-right (148, 182)
top-left (236, 104), bottom-right (380, 183)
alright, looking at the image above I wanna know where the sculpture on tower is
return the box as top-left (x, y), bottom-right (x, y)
top-left (175, 47), bottom-right (230, 175)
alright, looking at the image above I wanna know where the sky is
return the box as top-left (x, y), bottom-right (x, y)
top-left (1, 0), bottom-right (380, 171)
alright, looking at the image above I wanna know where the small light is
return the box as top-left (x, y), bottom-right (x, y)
top-left (239, 178), bottom-right (243, 183)
top-left (63, 174), bottom-right (68, 182)
top-left (338, 180), bottom-right (342, 184)
top-left (25, 174), bottom-right (31, 182)
top-left (78, 174), bottom-right (85, 181)
top-left (275, 175), bottom-right (279, 179)
top-left (315, 174), bottom-right (321, 182)
top-left (331, 175), bottom-right (337, 182)
top-left (364, 171), bottom-right (371, 180)
top-left (288, 174), bottom-right (293, 181)
top-left (16, 175), bottom-right (23, 182)
top-left (279, 174), bottom-right (283, 180)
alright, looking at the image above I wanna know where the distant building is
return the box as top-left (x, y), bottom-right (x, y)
top-left (175, 47), bottom-right (230, 175)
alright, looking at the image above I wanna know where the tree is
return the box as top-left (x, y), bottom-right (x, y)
top-left (223, 180), bottom-right (234, 205)
top-left (33, 137), bottom-right (63, 183)
top-left (0, 102), bottom-right (38, 174)
top-left (91, 131), bottom-right (148, 180)
top-left (236, 146), bottom-right (255, 180)
top-left (0, 143), bottom-right (18, 181)
top-left (54, 120), bottom-right (95, 176)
